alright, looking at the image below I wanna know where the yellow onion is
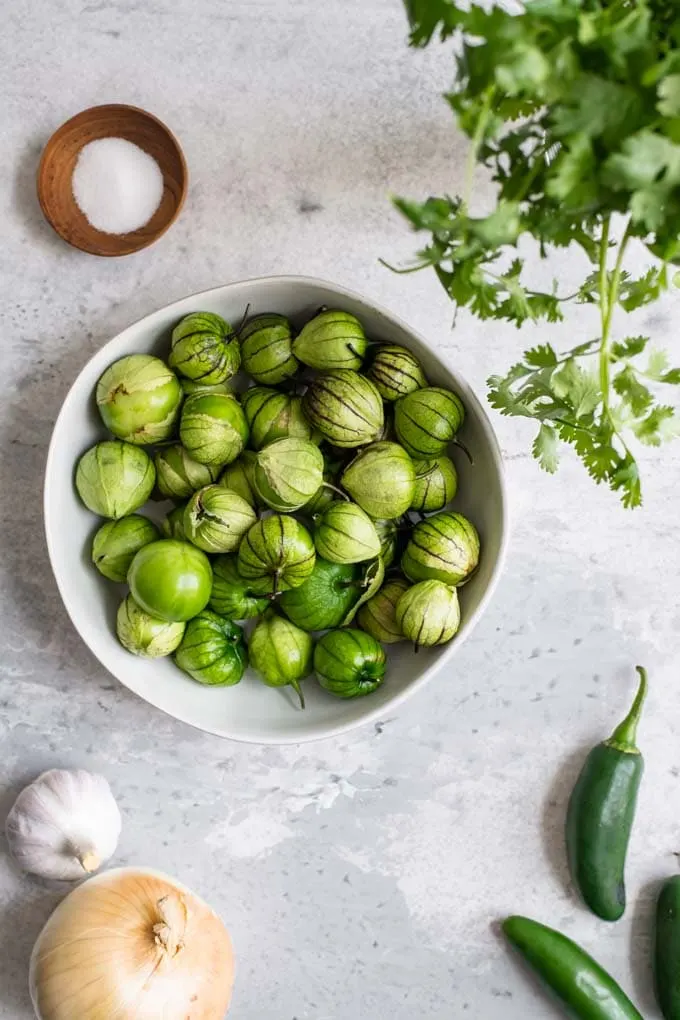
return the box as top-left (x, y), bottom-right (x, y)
top-left (30, 866), bottom-right (234, 1020)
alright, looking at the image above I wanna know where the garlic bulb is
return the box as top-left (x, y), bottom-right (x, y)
top-left (5, 768), bottom-right (121, 880)
top-left (30, 867), bottom-right (234, 1020)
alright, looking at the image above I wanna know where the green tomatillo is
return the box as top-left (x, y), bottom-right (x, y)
top-left (76, 441), bottom-right (155, 519)
top-left (249, 610), bottom-right (314, 708)
top-left (237, 514), bottom-right (316, 594)
top-left (253, 437), bottom-right (324, 511)
top-left (373, 518), bottom-right (399, 568)
top-left (301, 453), bottom-right (345, 516)
top-left (357, 577), bottom-right (409, 644)
top-left (154, 444), bottom-right (220, 501)
top-left (314, 500), bottom-right (381, 564)
top-left (92, 514), bottom-right (160, 582)
top-left (128, 539), bottom-right (212, 621)
top-left (116, 593), bottom-right (185, 658)
top-left (96, 354), bottom-right (183, 445)
top-left (208, 555), bottom-right (270, 620)
top-left (174, 611), bottom-right (247, 686)
top-left (169, 311), bottom-right (240, 385)
top-left (180, 378), bottom-right (233, 397)
top-left (366, 344), bottom-right (427, 401)
top-left (240, 313), bottom-right (298, 385)
top-left (219, 451), bottom-right (261, 508)
top-left (410, 456), bottom-right (458, 512)
top-left (179, 392), bottom-right (249, 466)
top-left (161, 504), bottom-right (187, 540)
top-left (396, 579), bottom-right (460, 649)
top-left (394, 386), bottom-right (465, 456)
top-left (341, 441), bottom-right (416, 518)
top-left (302, 370), bottom-right (384, 447)
top-left (278, 557), bottom-right (361, 631)
top-left (402, 511), bottom-right (480, 586)
top-left (292, 309), bottom-right (367, 370)
top-left (314, 628), bottom-right (386, 699)
top-left (183, 485), bottom-right (257, 553)
top-left (242, 386), bottom-right (317, 449)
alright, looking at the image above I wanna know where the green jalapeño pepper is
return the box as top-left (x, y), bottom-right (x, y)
top-left (655, 876), bottom-right (680, 1019)
top-left (502, 915), bottom-right (643, 1019)
top-left (566, 666), bottom-right (647, 921)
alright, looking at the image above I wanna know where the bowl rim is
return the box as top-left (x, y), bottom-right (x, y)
top-left (44, 274), bottom-right (509, 744)
top-left (37, 103), bottom-right (188, 257)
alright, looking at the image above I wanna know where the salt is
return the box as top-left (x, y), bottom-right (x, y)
top-left (72, 137), bottom-right (164, 235)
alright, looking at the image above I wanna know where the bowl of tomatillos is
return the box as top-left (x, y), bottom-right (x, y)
top-left (45, 276), bottom-right (508, 743)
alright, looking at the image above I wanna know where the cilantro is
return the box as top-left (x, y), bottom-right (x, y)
top-left (392, 0), bottom-right (680, 507)
top-left (533, 424), bottom-right (560, 473)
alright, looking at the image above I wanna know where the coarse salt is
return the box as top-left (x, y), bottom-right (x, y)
top-left (71, 136), bottom-right (164, 235)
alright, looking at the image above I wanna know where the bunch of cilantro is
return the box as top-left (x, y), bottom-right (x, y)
top-left (395, 0), bottom-right (680, 506)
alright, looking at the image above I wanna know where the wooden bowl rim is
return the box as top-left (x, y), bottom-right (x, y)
top-left (37, 103), bottom-right (188, 257)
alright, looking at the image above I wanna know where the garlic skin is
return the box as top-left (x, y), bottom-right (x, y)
top-left (30, 867), bottom-right (234, 1020)
top-left (5, 769), bottom-right (121, 881)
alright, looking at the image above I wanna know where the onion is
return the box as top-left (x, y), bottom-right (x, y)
top-left (30, 867), bottom-right (234, 1019)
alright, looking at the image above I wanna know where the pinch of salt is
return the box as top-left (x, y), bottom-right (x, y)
top-left (72, 136), bottom-right (164, 236)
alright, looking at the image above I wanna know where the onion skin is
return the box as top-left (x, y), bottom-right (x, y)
top-left (30, 867), bottom-right (234, 1020)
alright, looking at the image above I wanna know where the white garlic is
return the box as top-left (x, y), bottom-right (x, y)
top-left (5, 768), bottom-right (121, 881)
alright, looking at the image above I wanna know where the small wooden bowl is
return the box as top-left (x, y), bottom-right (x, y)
top-left (37, 104), bottom-right (187, 257)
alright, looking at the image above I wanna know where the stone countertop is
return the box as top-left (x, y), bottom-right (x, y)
top-left (2, 1), bottom-right (680, 1017)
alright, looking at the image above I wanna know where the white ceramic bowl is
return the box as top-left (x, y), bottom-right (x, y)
top-left (44, 276), bottom-right (508, 744)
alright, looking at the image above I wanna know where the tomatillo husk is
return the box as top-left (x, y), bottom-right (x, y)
top-left (314, 501), bottom-right (381, 564)
top-left (249, 610), bottom-right (314, 708)
top-left (183, 485), bottom-right (256, 553)
top-left (253, 437), bottom-right (324, 511)
top-left (169, 311), bottom-right (240, 385)
top-left (395, 579), bottom-right (460, 649)
top-left (401, 511), bottom-right (480, 586)
top-left (394, 386), bottom-right (465, 456)
top-left (237, 515), bottom-right (316, 594)
top-left (409, 456), bottom-right (458, 512)
top-left (96, 355), bottom-right (182, 445)
top-left (292, 309), bottom-right (367, 370)
top-left (242, 387), bottom-right (317, 449)
top-left (366, 344), bottom-right (427, 401)
top-left (356, 577), bottom-right (409, 644)
top-left (302, 370), bottom-right (383, 448)
top-left (240, 313), bottom-right (298, 385)
top-left (179, 392), bottom-right (249, 466)
top-left (341, 441), bottom-right (415, 519)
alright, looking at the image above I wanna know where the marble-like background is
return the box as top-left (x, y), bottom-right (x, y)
top-left (2, 1), bottom-right (680, 1017)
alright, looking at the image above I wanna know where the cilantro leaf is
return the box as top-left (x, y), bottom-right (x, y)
top-left (658, 73), bottom-right (680, 117)
top-left (525, 344), bottom-right (558, 368)
top-left (617, 267), bottom-right (667, 311)
top-left (612, 456), bottom-right (642, 509)
top-left (533, 424), bottom-right (560, 472)
top-left (633, 404), bottom-right (676, 445)
top-left (613, 367), bottom-right (653, 416)
top-left (645, 348), bottom-right (670, 380)
top-left (612, 336), bottom-right (649, 359)
top-left (551, 360), bottom-right (600, 418)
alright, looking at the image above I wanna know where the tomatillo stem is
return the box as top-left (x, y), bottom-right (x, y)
top-left (321, 482), bottom-right (350, 501)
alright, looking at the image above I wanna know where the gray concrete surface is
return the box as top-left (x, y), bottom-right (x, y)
top-left (1, 1), bottom-right (680, 1017)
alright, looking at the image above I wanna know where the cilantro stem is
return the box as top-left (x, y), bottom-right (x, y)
top-left (378, 258), bottom-right (433, 275)
top-left (462, 85), bottom-right (495, 214)
top-left (599, 219), bottom-right (631, 424)
top-left (598, 216), bottom-right (612, 419)
top-left (598, 218), bottom-right (633, 465)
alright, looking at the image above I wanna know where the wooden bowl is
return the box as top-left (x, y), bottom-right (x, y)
top-left (37, 104), bottom-right (187, 256)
